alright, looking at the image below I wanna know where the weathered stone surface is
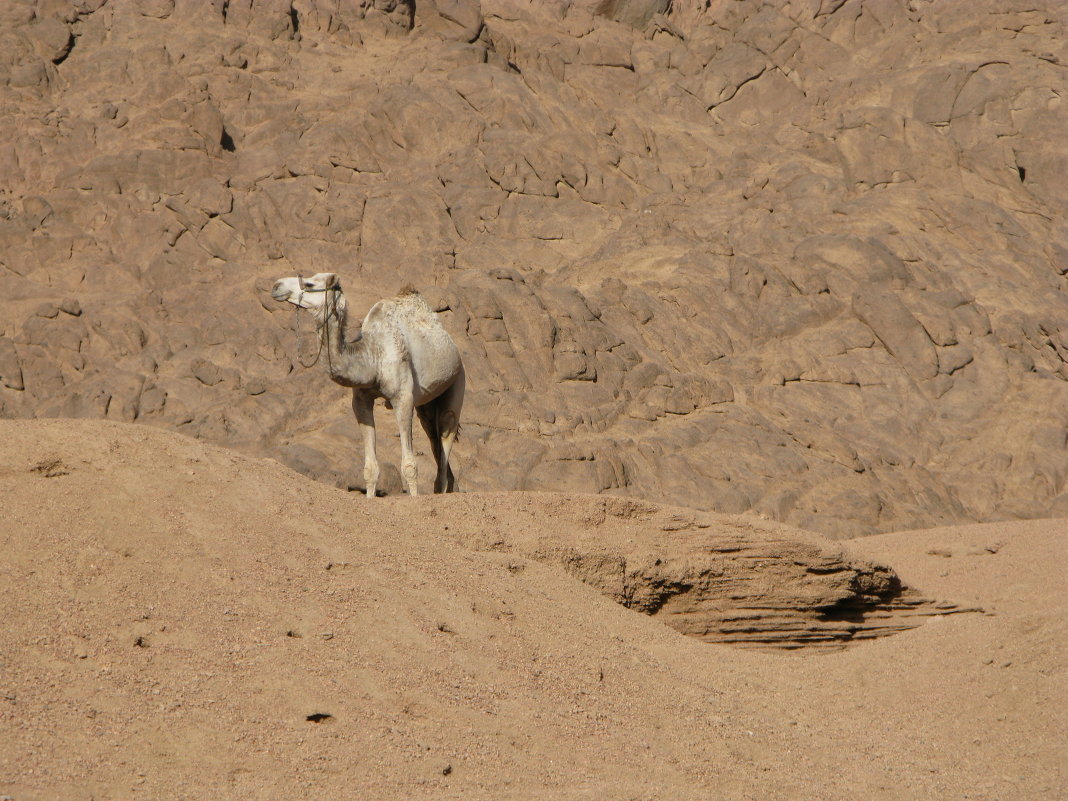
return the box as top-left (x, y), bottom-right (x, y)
top-left (0, 0), bottom-right (1065, 537)
top-left (852, 287), bottom-right (938, 381)
top-left (440, 493), bottom-right (966, 649)
top-left (0, 338), bottom-right (24, 391)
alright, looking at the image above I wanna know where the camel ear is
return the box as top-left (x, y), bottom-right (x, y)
top-left (322, 272), bottom-right (340, 289)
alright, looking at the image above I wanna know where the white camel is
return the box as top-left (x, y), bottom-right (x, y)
top-left (272, 272), bottom-right (465, 497)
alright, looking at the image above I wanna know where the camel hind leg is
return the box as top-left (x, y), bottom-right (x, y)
top-left (393, 392), bottom-right (419, 496)
top-left (416, 403), bottom-right (446, 493)
top-left (435, 366), bottom-right (464, 493)
top-left (416, 369), bottom-right (465, 494)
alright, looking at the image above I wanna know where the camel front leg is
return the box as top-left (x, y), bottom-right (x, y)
top-left (393, 392), bottom-right (419, 496)
top-left (352, 391), bottom-right (379, 498)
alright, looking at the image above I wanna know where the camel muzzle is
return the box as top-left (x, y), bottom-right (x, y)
top-left (271, 281), bottom-right (290, 302)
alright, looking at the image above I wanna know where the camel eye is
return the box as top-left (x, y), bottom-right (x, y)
top-left (303, 281), bottom-right (314, 289)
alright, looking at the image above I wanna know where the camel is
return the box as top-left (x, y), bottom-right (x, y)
top-left (271, 272), bottom-right (465, 497)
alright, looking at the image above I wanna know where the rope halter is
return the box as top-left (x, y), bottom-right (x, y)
top-left (293, 275), bottom-right (342, 369)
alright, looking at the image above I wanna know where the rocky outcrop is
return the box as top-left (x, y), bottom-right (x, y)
top-left (0, 0), bottom-right (1065, 536)
top-left (435, 492), bottom-right (966, 648)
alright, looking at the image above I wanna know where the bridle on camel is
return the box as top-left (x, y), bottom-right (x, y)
top-left (293, 276), bottom-right (342, 370)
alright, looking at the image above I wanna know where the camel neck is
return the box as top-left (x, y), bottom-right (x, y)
top-left (318, 299), bottom-right (376, 388)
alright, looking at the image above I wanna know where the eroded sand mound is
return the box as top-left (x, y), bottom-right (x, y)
top-left (1, 1), bottom-right (1066, 536)
top-left (1, 419), bottom-right (1064, 800)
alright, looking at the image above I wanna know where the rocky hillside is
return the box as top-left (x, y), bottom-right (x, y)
top-left (1, 0), bottom-right (1066, 535)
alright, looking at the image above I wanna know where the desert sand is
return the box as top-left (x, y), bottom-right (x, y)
top-left (1, 419), bottom-right (1064, 800)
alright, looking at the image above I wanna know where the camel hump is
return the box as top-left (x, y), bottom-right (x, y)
top-left (395, 285), bottom-right (434, 316)
top-left (393, 288), bottom-right (439, 324)
top-left (363, 291), bottom-right (441, 335)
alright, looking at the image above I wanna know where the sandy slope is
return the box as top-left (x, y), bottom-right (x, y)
top-left (0, 420), bottom-right (1064, 800)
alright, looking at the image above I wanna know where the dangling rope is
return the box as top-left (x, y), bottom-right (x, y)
top-left (324, 285), bottom-right (335, 376)
top-left (293, 302), bottom-right (323, 368)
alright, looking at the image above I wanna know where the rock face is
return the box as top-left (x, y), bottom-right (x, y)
top-left (1, 0), bottom-right (1066, 536)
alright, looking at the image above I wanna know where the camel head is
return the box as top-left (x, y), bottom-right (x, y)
top-left (271, 272), bottom-right (346, 322)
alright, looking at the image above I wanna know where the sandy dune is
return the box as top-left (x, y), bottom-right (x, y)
top-left (1, 419), bottom-right (1063, 800)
